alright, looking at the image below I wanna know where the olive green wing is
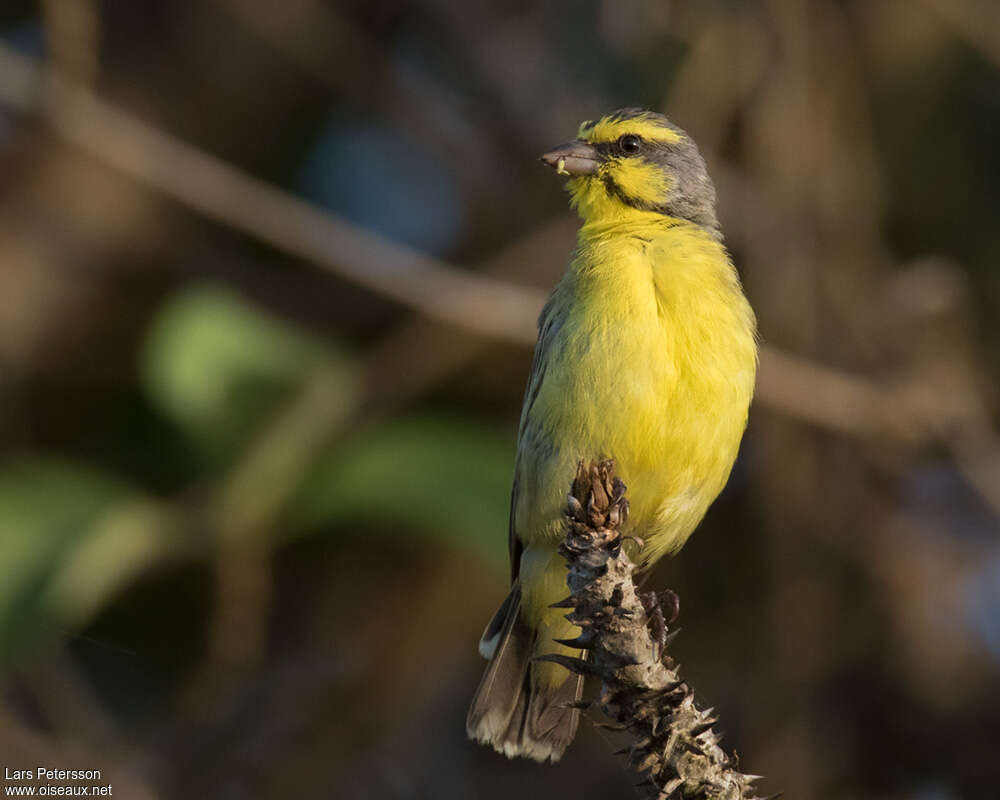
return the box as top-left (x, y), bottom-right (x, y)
top-left (508, 290), bottom-right (564, 583)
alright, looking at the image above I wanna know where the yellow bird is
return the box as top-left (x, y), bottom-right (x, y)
top-left (467, 109), bottom-right (757, 762)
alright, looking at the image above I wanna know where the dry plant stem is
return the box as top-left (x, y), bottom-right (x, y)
top-left (543, 461), bottom-right (767, 800)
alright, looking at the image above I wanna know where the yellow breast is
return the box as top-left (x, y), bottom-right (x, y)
top-left (514, 215), bottom-right (757, 565)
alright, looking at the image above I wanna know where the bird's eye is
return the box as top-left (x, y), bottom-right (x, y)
top-left (618, 134), bottom-right (642, 155)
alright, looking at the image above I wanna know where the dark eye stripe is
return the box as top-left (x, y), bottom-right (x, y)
top-left (592, 141), bottom-right (616, 158)
top-left (600, 172), bottom-right (667, 214)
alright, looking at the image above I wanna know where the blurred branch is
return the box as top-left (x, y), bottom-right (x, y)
top-left (0, 43), bottom-right (545, 344)
top-left (41, 0), bottom-right (100, 87)
top-left (754, 344), bottom-right (891, 437)
top-left (215, 0), bottom-right (503, 199)
top-left (547, 461), bottom-right (767, 799)
top-left (361, 217), bottom-right (576, 409)
top-left (919, 0), bottom-right (1000, 70)
top-left (0, 42), bottom-right (997, 515)
top-left (178, 364), bottom-right (360, 717)
top-left (40, 78), bottom-right (545, 342)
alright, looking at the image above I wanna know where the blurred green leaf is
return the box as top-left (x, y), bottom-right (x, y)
top-left (141, 284), bottom-right (353, 465)
top-left (0, 459), bottom-right (187, 662)
top-left (290, 416), bottom-right (513, 566)
top-left (0, 459), bottom-right (125, 659)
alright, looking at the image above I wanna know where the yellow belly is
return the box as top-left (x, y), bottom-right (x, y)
top-left (514, 220), bottom-right (757, 567)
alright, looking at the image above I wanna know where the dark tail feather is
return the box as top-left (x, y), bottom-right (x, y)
top-left (466, 585), bottom-right (583, 763)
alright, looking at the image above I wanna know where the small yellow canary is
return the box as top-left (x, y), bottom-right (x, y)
top-left (467, 109), bottom-right (757, 762)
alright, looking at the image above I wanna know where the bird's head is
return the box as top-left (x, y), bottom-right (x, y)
top-left (541, 108), bottom-right (718, 232)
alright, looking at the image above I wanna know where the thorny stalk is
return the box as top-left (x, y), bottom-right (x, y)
top-left (539, 460), bottom-right (775, 800)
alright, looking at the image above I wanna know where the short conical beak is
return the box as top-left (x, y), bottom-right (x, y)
top-left (540, 140), bottom-right (599, 176)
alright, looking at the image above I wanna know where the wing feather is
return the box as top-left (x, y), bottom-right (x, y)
top-left (508, 291), bottom-right (564, 582)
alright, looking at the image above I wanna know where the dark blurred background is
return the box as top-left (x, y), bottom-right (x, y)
top-left (1, 1), bottom-right (999, 798)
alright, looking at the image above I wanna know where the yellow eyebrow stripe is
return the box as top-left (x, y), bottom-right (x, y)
top-left (586, 116), bottom-right (683, 145)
